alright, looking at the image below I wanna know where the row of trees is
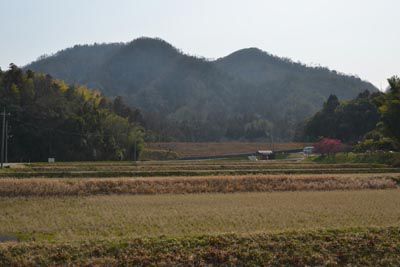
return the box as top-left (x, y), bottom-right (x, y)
top-left (300, 76), bottom-right (400, 151)
top-left (0, 64), bottom-right (144, 162)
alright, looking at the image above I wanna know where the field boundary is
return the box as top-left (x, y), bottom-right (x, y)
top-left (1, 168), bottom-right (400, 178)
top-left (0, 175), bottom-right (397, 196)
top-left (1, 227), bottom-right (399, 266)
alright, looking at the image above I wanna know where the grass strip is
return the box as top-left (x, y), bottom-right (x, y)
top-left (1, 227), bottom-right (399, 266)
top-left (1, 168), bottom-right (400, 178)
top-left (0, 176), bottom-right (396, 196)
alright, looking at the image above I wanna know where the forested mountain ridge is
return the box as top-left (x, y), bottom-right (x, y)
top-left (216, 47), bottom-right (374, 102)
top-left (25, 37), bottom-right (377, 141)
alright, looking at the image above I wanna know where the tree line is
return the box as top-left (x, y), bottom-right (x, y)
top-left (299, 76), bottom-right (400, 151)
top-left (0, 64), bottom-right (144, 162)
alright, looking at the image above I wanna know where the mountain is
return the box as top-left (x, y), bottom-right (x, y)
top-left (216, 47), bottom-right (373, 100)
top-left (25, 37), bottom-right (377, 141)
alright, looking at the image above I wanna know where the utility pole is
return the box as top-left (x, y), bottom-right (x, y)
top-left (5, 119), bottom-right (8, 163)
top-left (1, 107), bottom-right (6, 168)
top-left (133, 140), bottom-right (137, 162)
top-left (271, 131), bottom-right (274, 152)
top-left (267, 128), bottom-right (275, 152)
top-left (1, 107), bottom-right (10, 168)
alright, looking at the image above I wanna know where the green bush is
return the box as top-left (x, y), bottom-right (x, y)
top-left (313, 152), bottom-right (400, 166)
top-left (139, 149), bottom-right (179, 160)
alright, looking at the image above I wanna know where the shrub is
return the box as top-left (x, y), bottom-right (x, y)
top-left (314, 138), bottom-right (344, 156)
top-left (313, 151), bottom-right (400, 166)
top-left (354, 137), bottom-right (398, 152)
top-left (139, 149), bottom-right (179, 160)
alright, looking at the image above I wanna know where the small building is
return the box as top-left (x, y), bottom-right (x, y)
top-left (256, 150), bottom-right (275, 160)
top-left (303, 146), bottom-right (314, 155)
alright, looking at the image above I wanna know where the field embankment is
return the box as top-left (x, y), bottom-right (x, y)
top-left (1, 228), bottom-right (399, 266)
top-left (2, 161), bottom-right (399, 178)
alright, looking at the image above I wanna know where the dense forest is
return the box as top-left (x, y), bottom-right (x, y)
top-left (26, 37), bottom-right (377, 141)
top-left (0, 64), bottom-right (144, 162)
top-left (300, 76), bottom-right (400, 151)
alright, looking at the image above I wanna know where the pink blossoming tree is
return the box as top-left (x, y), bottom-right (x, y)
top-left (314, 138), bottom-right (344, 156)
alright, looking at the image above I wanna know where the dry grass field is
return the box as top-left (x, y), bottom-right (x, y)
top-left (1, 190), bottom-right (400, 242)
top-left (0, 173), bottom-right (397, 196)
top-left (0, 158), bottom-right (400, 265)
top-left (18, 162), bottom-right (390, 171)
top-left (2, 160), bottom-right (398, 178)
top-left (146, 142), bottom-right (310, 158)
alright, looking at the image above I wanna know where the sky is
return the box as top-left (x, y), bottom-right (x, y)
top-left (0, 0), bottom-right (399, 89)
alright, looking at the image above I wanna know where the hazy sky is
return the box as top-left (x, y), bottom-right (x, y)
top-left (0, 0), bottom-right (399, 88)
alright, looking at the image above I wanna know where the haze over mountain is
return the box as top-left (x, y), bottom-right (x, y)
top-left (25, 37), bottom-right (377, 141)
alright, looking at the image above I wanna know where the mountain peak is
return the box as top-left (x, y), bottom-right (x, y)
top-left (233, 47), bottom-right (265, 54)
top-left (127, 37), bottom-right (178, 52)
top-left (220, 47), bottom-right (269, 60)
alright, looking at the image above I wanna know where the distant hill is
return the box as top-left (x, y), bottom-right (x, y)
top-left (25, 37), bottom-right (377, 141)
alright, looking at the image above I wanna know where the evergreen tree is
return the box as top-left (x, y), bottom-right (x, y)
top-left (0, 65), bottom-right (144, 162)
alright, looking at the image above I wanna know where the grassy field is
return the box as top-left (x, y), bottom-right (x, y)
top-left (13, 162), bottom-right (392, 171)
top-left (0, 173), bottom-right (397, 196)
top-left (1, 158), bottom-right (400, 265)
top-left (1, 190), bottom-right (400, 242)
top-left (2, 160), bottom-right (398, 178)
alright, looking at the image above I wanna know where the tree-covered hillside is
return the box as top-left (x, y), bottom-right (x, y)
top-left (300, 76), bottom-right (400, 151)
top-left (26, 37), bottom-right (377, 141)
top-left (0, 64), bottom-right (144, 162)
